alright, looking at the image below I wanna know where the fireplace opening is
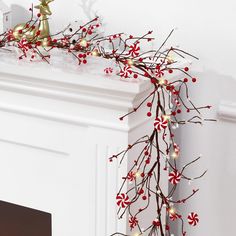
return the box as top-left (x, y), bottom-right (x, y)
top-left (0, 200), bottom-right (51, 236)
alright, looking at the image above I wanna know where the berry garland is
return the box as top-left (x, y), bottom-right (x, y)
top-left (0, 6), bottom-right (215, 236)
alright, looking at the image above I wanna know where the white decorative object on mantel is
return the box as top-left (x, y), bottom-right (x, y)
top-left (0, 0), bottom-right (11, 34)
top-left (0, 54), bottom-right (185, 235)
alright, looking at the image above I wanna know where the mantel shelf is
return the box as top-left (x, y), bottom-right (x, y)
top-left (0, 50), bottom-right (150, 95)
top-left (0, 49), bottom-right (188, 102)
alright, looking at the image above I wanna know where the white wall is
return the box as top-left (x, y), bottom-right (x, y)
top-left (3, 0), bottom-right (236, 235)
top-left (5, 0), bottom-right (236, 79)
top-left (174, 71), bottom-right (236, 236)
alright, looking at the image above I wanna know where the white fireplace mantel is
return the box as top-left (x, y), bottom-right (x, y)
top-left (0, 55), bottom-right (159, 236)
top-left (0, 53), bottom-right (185, 235)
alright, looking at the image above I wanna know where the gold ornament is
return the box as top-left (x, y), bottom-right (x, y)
top-left (35, 0), bottom-right (54, 41)
top-left (13, 0), bottom-right (54, 45)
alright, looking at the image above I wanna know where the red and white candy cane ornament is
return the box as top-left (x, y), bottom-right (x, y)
top-left (169, 171), bottom-right (181, 185)
top-left (188, 212), bottom-right (199, 226)
top-left (116, 193), bottom-right (130, 208)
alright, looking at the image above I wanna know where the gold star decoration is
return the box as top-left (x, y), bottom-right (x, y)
top-left (35, 0), bottom-right (54, 15)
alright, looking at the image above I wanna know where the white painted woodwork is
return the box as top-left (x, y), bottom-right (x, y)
top-left (0, 54), bottom-right (184, 235)
top-left (0, 55), bottom-right (155, 236)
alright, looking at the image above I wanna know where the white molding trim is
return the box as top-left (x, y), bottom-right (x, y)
top-left (218, 101), bottom-right (236, 122)
top-left (0, 138), bottom-right (69, 157)
top-left (0, 59), bottom-right (152, 111)
top-left (0, 102), bottom-right (132, 131)
top-left (0, 57), bottom-right (187, 112)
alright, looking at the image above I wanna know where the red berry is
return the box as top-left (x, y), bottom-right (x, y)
top-left (184, 78), bottom-right (188, 83)
top-left (184, 67), bottom-right (189, 72)
top-left (151, 79), bottom-right (156, 84)
top-left (142, 196), bottom-right (147, 200)
top-left (192, 78), bottom-right (197, 83)
top-left (153, 220), bottom-right (160, 227)
top-left (147, 102), bottom-right (152, 107)
top-left (147, 112), bottom-right (152, 117)
top-left (187, 109), bottom-right (190, 113)
top-left (177, 109), bottom-right (181, 114)
top-left (133, 74), bottom-right (138, 79)
top-left (82, 28), bottom-right (87, 32)
top-left (18, 30), bottom-right (23, 34)
top-left (138, 189), bottom-right (144, 195)
top-left (141, 173), bottom-right (145, 178)
top-left (144, 151), bottom-right (149, 156)
top-left (145, 159), bottom-right (150, 164)
top-left (83, 59), bottom-right (87, 64)
top-left (171, 111), bottom-right (176, 116)
top-left (168, 69), bottom-right (173, 73)
top-left (37, 13), bottom-right (41, 17)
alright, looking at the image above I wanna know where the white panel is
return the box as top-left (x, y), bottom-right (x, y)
top-left (0, 108), bottom-right (92, 236)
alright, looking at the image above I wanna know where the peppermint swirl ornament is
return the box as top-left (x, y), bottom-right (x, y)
top-left (169, 171), bottom-right (181, 185)
top-left (120, 65), bottom-right (132, 78)
top-left (154, 116), bottom-right (168, 131)
top-left (104, 67), bottom-right (113, 75)
top-left (129, 216), bottom-right (138, 229)
top-left (116, 193), bottom-right (130, 208)
top-left (128, 42), bottom-right (140, 57)
top-left (188, 212), bottom-right (199, 226)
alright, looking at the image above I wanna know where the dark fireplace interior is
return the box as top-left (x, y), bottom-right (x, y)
top-left (0, 200), bottom-right (51, 236)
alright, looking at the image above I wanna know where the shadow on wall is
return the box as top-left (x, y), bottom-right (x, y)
top-left (170, 69), bottom-right (236, 236)
top-left (10, 4), bottom-right (31, 27)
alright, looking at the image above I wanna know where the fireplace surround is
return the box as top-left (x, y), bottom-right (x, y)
top-left (0, 56), bottom-right (178, 235)
top-left (0, 200), bottom-right (51, 236)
